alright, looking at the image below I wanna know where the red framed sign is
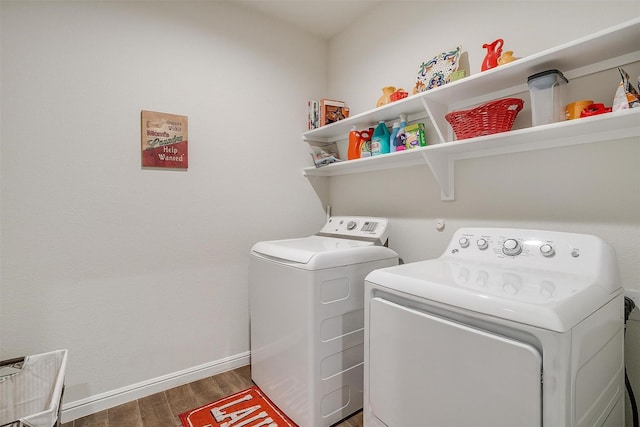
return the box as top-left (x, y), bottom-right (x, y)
top-left (141, 110), bottom-right (188, 169)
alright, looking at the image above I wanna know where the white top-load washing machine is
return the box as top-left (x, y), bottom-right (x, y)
top-left (364, 227), bottom-right (624, 427)
top-left (250, 216), bottom-right (399, 427)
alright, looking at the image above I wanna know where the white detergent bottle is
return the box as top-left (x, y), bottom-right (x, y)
top-left (389, 121), bottom-right (401, 152)
top-left (394, 114), bottom-right (408, 151)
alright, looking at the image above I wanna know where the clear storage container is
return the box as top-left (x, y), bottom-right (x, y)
top-left (527, 69), bottom-right (568, 126)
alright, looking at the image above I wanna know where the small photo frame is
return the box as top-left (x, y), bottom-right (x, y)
top-left (320, 99), bottom-right (349, 126)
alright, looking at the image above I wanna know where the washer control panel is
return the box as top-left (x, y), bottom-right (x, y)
top-left (445, 227), bottom-right (616, 277)
top-left (318, 216), bottom-right (390, 245)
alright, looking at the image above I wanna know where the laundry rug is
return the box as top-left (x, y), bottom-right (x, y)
top-left (179, 385), bottom-right (297, 427)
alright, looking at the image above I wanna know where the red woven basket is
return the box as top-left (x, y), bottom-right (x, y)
top-left (445, 98), bottom-right (524, 140)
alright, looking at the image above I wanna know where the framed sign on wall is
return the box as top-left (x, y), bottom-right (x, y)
top-left (141, 110), bottom-right (188, 170)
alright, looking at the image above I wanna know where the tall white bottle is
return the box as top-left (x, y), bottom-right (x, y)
top-left (389, 122), bottom-right (401, 152)
top-left (394, 114), bottom-right (408, 151)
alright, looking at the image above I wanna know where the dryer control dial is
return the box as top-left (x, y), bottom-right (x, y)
top-left (459, 237), bottom-right (470, 248)
top-left (502, 239), bottom-right (522, 256)
top-left (540, 244), bottom-right (555, 258)
top-left (346, 220), bottom-right (357, 230)
top-left (476, 238), bottom-right (489, 250)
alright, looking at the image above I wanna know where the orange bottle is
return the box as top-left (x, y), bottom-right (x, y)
top-left (347, 127), bottom-right (362, 160)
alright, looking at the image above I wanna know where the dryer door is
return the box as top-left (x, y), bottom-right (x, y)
top-left (369, 297), bottom-right (542, 427)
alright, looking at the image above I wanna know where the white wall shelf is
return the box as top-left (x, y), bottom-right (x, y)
top-left (304, 109), bottom-right (640, 200)
top-left (302, 17), bottom-right (640, 201)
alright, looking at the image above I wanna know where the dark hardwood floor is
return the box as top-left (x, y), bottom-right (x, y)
top-left (61, 365), bottom-right (363, 427)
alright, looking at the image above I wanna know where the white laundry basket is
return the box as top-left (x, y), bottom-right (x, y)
top-left (0, 350), bottom-right (68, 427)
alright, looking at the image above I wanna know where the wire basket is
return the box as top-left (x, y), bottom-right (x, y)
top-left (445, 98), bottom-right (524, 140)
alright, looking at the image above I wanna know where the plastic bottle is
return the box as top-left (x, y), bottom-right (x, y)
top-left (371, 121), bottom-right (390, 156)
top-left (347, 126), bottom-right (362, 160)
top-left (394, 114), bottom-right (408, 151)
top-left (389, 122), bottom-right (400, 152)
top-left (360, 128), bottom-right (373, 158)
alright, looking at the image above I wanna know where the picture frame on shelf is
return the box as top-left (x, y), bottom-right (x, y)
top-left (320, 99), bottom-right (349, 126)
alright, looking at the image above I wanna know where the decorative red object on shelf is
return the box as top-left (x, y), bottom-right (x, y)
top-left (481, 39), bottom-right (504, 71)
top-left (580, 103), bottom-right (612, 117)
top-left (390, 89), bottom-right (408, 102)
top-left (445, 98), bottom-right (524, 140)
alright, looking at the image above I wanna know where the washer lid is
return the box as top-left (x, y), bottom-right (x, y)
top-left (252, 235), bottom-right (396, 269)
top-left (366, 258), bottom-right (620, 332)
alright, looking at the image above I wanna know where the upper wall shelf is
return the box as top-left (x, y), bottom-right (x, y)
top-left (302, 17), bottom-right (640, 200)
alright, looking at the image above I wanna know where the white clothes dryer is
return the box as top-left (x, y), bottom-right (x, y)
top-left (364, 227), bottom-right (624, 427)
top-left (250, 216), bottom-right (399, 427)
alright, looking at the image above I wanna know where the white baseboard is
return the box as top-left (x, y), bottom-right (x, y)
top-left (60, 351), bottom-right (251, 423)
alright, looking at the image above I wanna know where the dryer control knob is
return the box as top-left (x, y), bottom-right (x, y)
top-left (459, 237), bottom-right (470, 248)
top-left (477, 238), bottom-right (489, 250)
top-left (346, 221), bottom-right (357, 230)
top-left (502, 239), bottom-right (522, 256)
top-left (540, 244), bottom-right (555, 258)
